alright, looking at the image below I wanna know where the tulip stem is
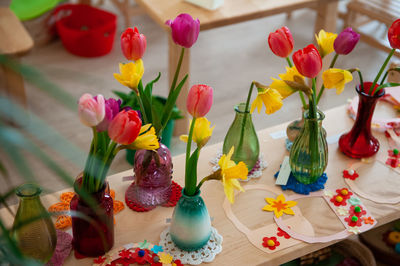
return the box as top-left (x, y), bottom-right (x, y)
top-left (133, 88), bottom-right (148, 124)
top-left (185, 117), bottom-right (197, 195)
top-left (244, 82), bottom-right (254, 113)
top-left (170, 47), bottom-right (185, 93)
top-left (370, 48), bottom-right (395, 95)
top-left (286, 57), bottom-right (307, 109)
top-left (237, 82), bottom-right (254, 154)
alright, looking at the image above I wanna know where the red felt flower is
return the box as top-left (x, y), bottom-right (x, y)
top-left (330, 194), bottom-right (347, 207)
top-left (363, 216), bottom-right (375, 225)
top-left (348, 205), bottom-right (366, 217)
top-left (335, 188), bottom-right (352, 200)
top-left (119, 249), bottom-right (134, 260)
top-left (173, 260), bottom-right (184, 266)
top-left (131, 248), bottom-right (152, 264)
top-left (345, 214), bottom-right (363, 227)
top-left (277, 227), bottom-right (291, 239)
top-left (93, 256), bottom-right (106, 264)
top-left (262, 236), bottom-right (280, 250)
top-left (342, 169), bottom-right (359, 180)
top-left (386, 157), bottom-right (400, 168)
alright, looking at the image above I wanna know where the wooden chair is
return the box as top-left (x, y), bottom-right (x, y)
top-left (0, 7), bottom-right (34, 107)
top-left (344, 0), bottom-right (400, 57)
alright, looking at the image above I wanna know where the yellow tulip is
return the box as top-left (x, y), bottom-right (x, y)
top-left (180, 117), bottom-right (214, 148)
top-left (218, 147), bottom-right (248, 204)
top-left (316, 29), bottom-right (337, 58)
top-left (127, 124), bottom-right (159, 150)
top-left (113, 59), bottom-right (144, 91)
top-left (270, 66), bottom-right (306, 98)
top-left (322, 68), bottom-right (353, 94)
top-left (250, 87), bottom-right (283, 115)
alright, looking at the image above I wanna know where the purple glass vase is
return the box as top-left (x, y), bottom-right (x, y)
top-left (126, 142), bottom-right (173, 207)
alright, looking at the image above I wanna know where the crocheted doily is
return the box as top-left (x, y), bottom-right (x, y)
top-left (159, 227), bottom-right (223, 265)
top-left (210, 152), bottom-right (267, 181)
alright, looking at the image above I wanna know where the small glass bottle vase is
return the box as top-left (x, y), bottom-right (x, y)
top-left (170, 190), bottom-right (211, 251)
top-left (126, 142), bottom-right (173, 207)
top-left (223, 103), bottom-right (260, 171)
top-left (12, 183), bottom-right (57, 263)
top-left (339, 82), bottom-right (385, 158)
top-left (289, 110), bottom-right (328, 184)
top-left (70, 178), bottom-right (114, 257)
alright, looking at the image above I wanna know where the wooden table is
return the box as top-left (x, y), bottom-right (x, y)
top-left (2, 104), bottom-right (400, 265)
top-left (134, 0), bottom-right (339, 135)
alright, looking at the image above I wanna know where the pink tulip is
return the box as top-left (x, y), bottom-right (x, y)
top-left (121, 27), bottom-right (147, 61)
top-left (108, 110), bottom-right (142, 145)
top-left (165, 13), bottom-right (200, 48)
top-left (78, 93), bottom-right (105, 127)
top-left (186, 84), bottom-right (213, 118)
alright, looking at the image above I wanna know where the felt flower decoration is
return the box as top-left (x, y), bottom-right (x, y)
top-left (262, 236), bottom-right (280, 250)
top-left (158, 252), bottom-right (173, 264)
top-left (363, 216), bottom-right (375, 225)
top-left (262, 194), bottom-right (297, 218)
top-left (348, 227), bottom-right (361, 235)
top-left (342, 169), bottom-right (359, 180)
top-left (277, 227), bottom-right (291, 239)
top-left (337, 207), bottom-right (349, 216)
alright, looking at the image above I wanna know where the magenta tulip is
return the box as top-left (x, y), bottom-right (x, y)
top-left (165, 13), bottom-right (200, 48)
top-left (78, 93), bottom-right (105, 127)
top-left (96, 98), bottom-right (122, 132)
top-left (268, 26), bottom-right (294, 58)
top-left (186, 84), bottom-right (213, 118)
top-left (121, 27), bottom-right (147, 61)
top-left (334, 27), bottom-right (360, 55)
top-left (108, 110), bottom-right (142, 145)
top-left (292, 44), bottom-right (322, 78)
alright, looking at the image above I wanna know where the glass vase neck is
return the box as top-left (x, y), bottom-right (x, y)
top-left (235, 102), bottom-right (250, 114)
top-left (182, 189), bottom-right (201, 200)
top-left (303, 109), bottom-right (325, 122)
top-left (357, 82), bottom-right (385, 98)
top-left (16, 183), bottom-right (42, 198)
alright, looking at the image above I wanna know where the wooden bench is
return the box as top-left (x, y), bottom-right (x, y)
top-left (344, 0), bottom-right (400, 57)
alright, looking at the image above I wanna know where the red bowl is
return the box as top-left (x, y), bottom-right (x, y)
top-left (54, 4), bottom-right (116, 57)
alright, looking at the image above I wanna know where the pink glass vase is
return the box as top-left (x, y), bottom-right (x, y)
top-left (126, 142), bottom-right (172, 207)
top-left (70, 178), bottom-right (114, 257)
top-left (339, 82), bottom-right (385, 158)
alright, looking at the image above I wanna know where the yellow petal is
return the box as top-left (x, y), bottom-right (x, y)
top-left (192, 117), bottom-right (214, 148)
top-left (322, 68), bottom-right (353, 94)
top-left (316, 30), bottom-right (337, 58)
top-left (262, 205), bottom-right (275, 211)
top-left (283, 208), bottom-right (295, 215)
top-left (276, 194), bottom-right (286, 202)
top-left (180, 135), bottom-right (188, 143)
top-left (259, 89), bottom-right (283, 114)
top-left (223, 162), bottom-right (248, 181)
top-left (270, 79), bottom-right (296, 99)
top-left (230, 179), bottom-right (245, 192)
top-left (129, 126), bottom-right (159, 150)
top-left (223, 178), bottom-right (235, 203)
top-left (250, 96), bottom-right (263, 113)
top-left (274, 209), bottom-right (284, 218)
top-left (285, 200), bottom-right (297, 208)
top-left (139, 123), bottom-right (151, 134)
top-left (265, 197), bottom-right (277, 205)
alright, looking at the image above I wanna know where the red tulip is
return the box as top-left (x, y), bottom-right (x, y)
top-left (186, 84), bottom-right (213, 118)
top-left (268, 26), bottom-right (294, 58)
top-left (388, 19), bottom-right (400, 50)
top-left (292, 44), bottom-right (322, 78)
top-left (108, 110), bottom-right (142, 145)
top-left (121, 27), bottom-right (147, 61)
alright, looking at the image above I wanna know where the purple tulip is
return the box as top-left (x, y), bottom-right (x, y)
top-left (334, 27), bottom-right (360, 55)
top-left (97, 98), bottom-right (122, 132)
top-left (165, 13), bottom-right (200, 48)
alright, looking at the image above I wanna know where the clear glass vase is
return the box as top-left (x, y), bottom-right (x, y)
top-left (223, 103), bottom-right (259, 170)
top-left (126, 142), bottom-right (172, 207)
top-left (289, 110), bottom-right (328, 184)
top-left (70, 177), bottom-right (114, 257)
top-left (170, 189), bottom-right (211, 251)
top-left (339, 82), bottom-right (384, 158)
top-left (12, 183), bottom-right (57, 263)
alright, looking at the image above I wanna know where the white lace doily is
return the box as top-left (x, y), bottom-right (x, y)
top-left (210, 152), bottom-right (268, 181)
top-left (159, 227), bottom-right (223, 265)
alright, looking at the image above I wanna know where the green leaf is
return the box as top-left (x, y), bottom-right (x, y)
top-left (138, 80), bottom-right (153, 123)
top-left (112, 90), bottom-right (130, 102)
top-left (186, 148), bottom-right (200, 190)
top-left (161, 74), bottom-right (188, 130)
top-left (376, 82), bottom-right (400, 91)
top-left (144, 72), bottom-right (161, 99)
top-left (151, 105), bottom-right (162, 135)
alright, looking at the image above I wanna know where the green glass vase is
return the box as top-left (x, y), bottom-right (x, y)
top-left (289, 110), bottom-right (328, 184)
top-left (223, 103), bottom-right (260, 170)
top-left (12, 183), bottom-right (57, 263)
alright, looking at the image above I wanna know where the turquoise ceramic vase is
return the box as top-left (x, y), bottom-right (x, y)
top-left (170, 190), bottom-right (211, 251)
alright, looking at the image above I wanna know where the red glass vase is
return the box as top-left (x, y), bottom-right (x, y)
top-left (338, 82), bottom-right (385, 158)
top-left (70, 178), bottom-right (114, 257)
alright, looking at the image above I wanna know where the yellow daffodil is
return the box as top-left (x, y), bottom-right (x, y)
top-left (113, 59), bottom-right (144, 91)
top-left (262, 194), bottom-right (297, 218)
top-left (270, 66), bottom-right (307, 98)
top-left (322, 68), bottom-right (353, 94)
top-left (316, 29), bottom-right (337, 58)
top-left (218, 147), bottom-right (248, 203)
top-left (158, 252), bottom-right (173, 264)
top-left (180, 117), bottom-right (214, 148)
top-left (250, 87), bottom-right (283, 115)
top-left (127, 124), bottom-right (159, 150)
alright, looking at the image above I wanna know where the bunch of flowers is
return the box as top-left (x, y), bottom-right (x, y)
top-left (180, 85), bottom-right (248, 203)
top-left (114, 13), bottom-right (200, 139)
top-left (78, 94), bottom-right (158, 193)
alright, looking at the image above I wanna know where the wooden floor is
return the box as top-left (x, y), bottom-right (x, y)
top-left (0, 5), bottom-right (393, 198)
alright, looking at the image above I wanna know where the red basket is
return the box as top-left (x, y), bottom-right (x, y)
top-left (54, 4), bottom-right (116, 57)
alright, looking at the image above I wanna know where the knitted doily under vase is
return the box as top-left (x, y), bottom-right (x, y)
top-left (159, 227), bottom-right (223, 265)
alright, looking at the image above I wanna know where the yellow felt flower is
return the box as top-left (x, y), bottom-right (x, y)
top-left (316, 29), bottom-right (337, 58)
top-left (180, 117), bottom-right (214, 148)
top-left (322, 68), bottom-right (353, 94)
top-left (270, 66), bottom-right (306, 99)
top-left (113, 59), bottom-right (144, 90)
top-left (127, 124), bottom-right (159, 150)
top-left (250, 87), bottom-right (283, 115)
top-left (158, 252), bottom-right (173, 264)
top-left (262, 194), bottom-right (297, 218)
top-left (218, 147), bottom-right (248, 204)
